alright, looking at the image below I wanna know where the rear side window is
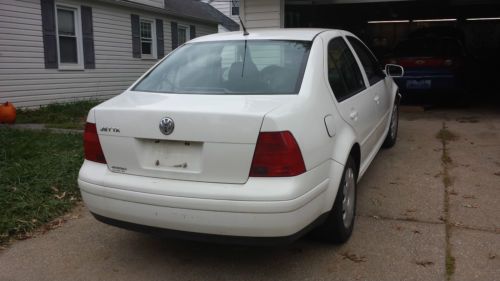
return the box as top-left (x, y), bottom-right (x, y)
top-left (327, 38), bottom-right (366, 102)
top-left (347, 36), bottom-right (385, 85)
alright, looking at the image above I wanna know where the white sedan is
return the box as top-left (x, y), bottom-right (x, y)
top-left (79, 28), bottom-right (403, 244)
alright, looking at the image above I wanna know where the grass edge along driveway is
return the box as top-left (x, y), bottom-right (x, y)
top-left (0, 128), bottom-right (83, 245)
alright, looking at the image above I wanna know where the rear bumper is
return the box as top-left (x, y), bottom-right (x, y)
top-left (90, 211), bottom-right (329, 245)
top-left (78, 160), bottom-right (343, 239)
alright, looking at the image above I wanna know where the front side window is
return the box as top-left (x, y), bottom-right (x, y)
top-left (133, 40), bottom-right (311, 95)
top-left (56, 5), bottom-right (82, 68)
top-left (231, 0), bottom-right (240, 16)
top-left (140, 19), bottom-right (155, 57)
top-left (327, 37), bottom-right (366, 101)
top-left (347, 36), bottom-right (385, 85)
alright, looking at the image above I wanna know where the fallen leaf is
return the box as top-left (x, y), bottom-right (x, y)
top-left (494, 172), bottom-right (500, 177)
top-left (449, 190), bottom-right (459, 196)
top-left (416, 260), bottom-right (434, 267)
top-left (463, 204), bottom-right (478, 209)
top-left (462, 195), bottom-right (476, 199)
top-left (341, 252), bottom-right (367, 263)
top-left (413, 230), bottom-right (421, 234)
top-left (489, 253), bottom-right (496, 260)
top-left (406, 208), bottom-right (417, 213)
top-left (51, 186), bottom-right (59, 193)
top-left (17, 233), bottom-right (32, 240)
top-left (371, 215), bottom-right (380, 219)
top-left (54, 192), bottom-right (66, 200)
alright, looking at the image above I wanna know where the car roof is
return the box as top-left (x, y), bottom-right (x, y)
top-left (190, 28), bottom-right (340, 42)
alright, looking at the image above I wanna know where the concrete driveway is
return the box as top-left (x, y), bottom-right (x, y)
top-left (1, 109), bottom-right (499, 281)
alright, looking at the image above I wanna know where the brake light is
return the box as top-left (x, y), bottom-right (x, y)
top-left (84, 122), bottom-right (106, 164)
top-left (249, 131), bottom-right (306, 177)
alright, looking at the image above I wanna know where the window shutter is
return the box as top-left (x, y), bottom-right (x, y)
top-left (41, 0), bottom-right (58, 68)
top-left (171, 21), bottom-right (178, 50)
top-left (131, 14), bottom-right (141, 58)
top-left (156, 19), bottom-right (164, 58)
top-left (81, 6), bottom-right (95, 69)
top-left (189, 25), bottom-right (196, 39)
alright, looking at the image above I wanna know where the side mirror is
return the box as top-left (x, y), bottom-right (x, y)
top-left (385, 64), bottom-right (404, 78)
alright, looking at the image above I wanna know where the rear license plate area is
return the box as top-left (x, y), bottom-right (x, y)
top-left (137, 139), bottom-right (203, 172)
top-left (406, 79), bottom-right (431, 89)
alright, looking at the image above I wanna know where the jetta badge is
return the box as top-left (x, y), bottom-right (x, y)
top-left (159, 117), bottom-right (175, 135)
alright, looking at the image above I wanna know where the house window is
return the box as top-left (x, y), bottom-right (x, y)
top-left (231, 0), bottom-right (240, 16)
top-left (177, 25), bottom-right (189, 45)
top-left (55, 5), bottom-right (83, 69)
top-left (140, 19), bottom-right (156, 58)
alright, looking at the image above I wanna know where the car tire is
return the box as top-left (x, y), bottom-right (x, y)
top-left (313, 156), bottom-right (357, 244)
top-left (382, 102), bottom-right (399, 148)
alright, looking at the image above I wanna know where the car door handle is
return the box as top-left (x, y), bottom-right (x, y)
top-left (349, 111), bottom-right (358, 121)
top-left (374, 95), bottom-right (380, 104)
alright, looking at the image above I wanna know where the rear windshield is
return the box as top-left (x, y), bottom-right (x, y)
top-left (133, 40), bottom-right (311, 95)
top-left (394, 38), bottom-right (463, 57)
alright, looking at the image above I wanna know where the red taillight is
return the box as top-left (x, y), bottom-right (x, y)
top-left (249, 131), bottom-right (306, 177)
top-left (84, 122), bottom-right (106, 164)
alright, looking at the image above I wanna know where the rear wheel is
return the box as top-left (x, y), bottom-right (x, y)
top-left (313, 156), bottom-right (357, 244)
top-left (382, 102), bottom-right (399, 148)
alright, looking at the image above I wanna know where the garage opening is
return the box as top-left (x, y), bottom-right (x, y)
top-left (285, 0), bottom-right (500, 107)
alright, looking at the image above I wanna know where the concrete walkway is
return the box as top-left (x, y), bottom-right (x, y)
top-left (1, 110), bottom-right (499, 281)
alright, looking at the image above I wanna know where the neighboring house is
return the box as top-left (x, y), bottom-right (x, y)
top-left (203, 0), bottom-right (241, 32)
top-left (0, 0), bottom-right (234, 107)
top-left (239, 0), bottom-right (284, 29)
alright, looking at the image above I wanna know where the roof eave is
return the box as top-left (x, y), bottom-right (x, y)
top-left (99, 0), bottom-right (220, 25)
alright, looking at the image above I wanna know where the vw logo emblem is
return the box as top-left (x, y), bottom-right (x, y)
top-left (159, 117), bottom-right (175, 135)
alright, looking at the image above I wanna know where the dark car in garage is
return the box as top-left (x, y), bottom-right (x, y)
top-left (385, 36), bottom-right (468, 100)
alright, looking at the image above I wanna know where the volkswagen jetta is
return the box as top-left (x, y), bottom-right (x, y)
top-left (78, 29), bottom-right (402, 244)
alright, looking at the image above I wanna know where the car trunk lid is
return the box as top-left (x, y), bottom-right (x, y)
top-left (94, 91), bottom-right (289, 184)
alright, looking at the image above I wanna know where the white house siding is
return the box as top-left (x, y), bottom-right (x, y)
top-left (242, 0), bottom-right (283, 29)
top-left (0, 0), bottom-right (217, 107)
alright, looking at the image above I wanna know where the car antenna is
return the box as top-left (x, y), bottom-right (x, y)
top-left (238, 16), bottom-right (249, 77)
top-left (239, 16), bottom-right (249, 36)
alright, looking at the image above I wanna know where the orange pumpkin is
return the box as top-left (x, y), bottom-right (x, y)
top-left (0, 102), bottom-right (16, 124)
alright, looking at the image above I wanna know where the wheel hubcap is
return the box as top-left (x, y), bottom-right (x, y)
top-left (342, 167), bottom-right (356, 228)
top-left (390, 105), bottom-right (398, 139)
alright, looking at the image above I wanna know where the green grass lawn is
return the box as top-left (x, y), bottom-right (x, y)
top-left (16, 100), bottom-right (101, 130)
top-left (0, 128), bottom-right (83, 245)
